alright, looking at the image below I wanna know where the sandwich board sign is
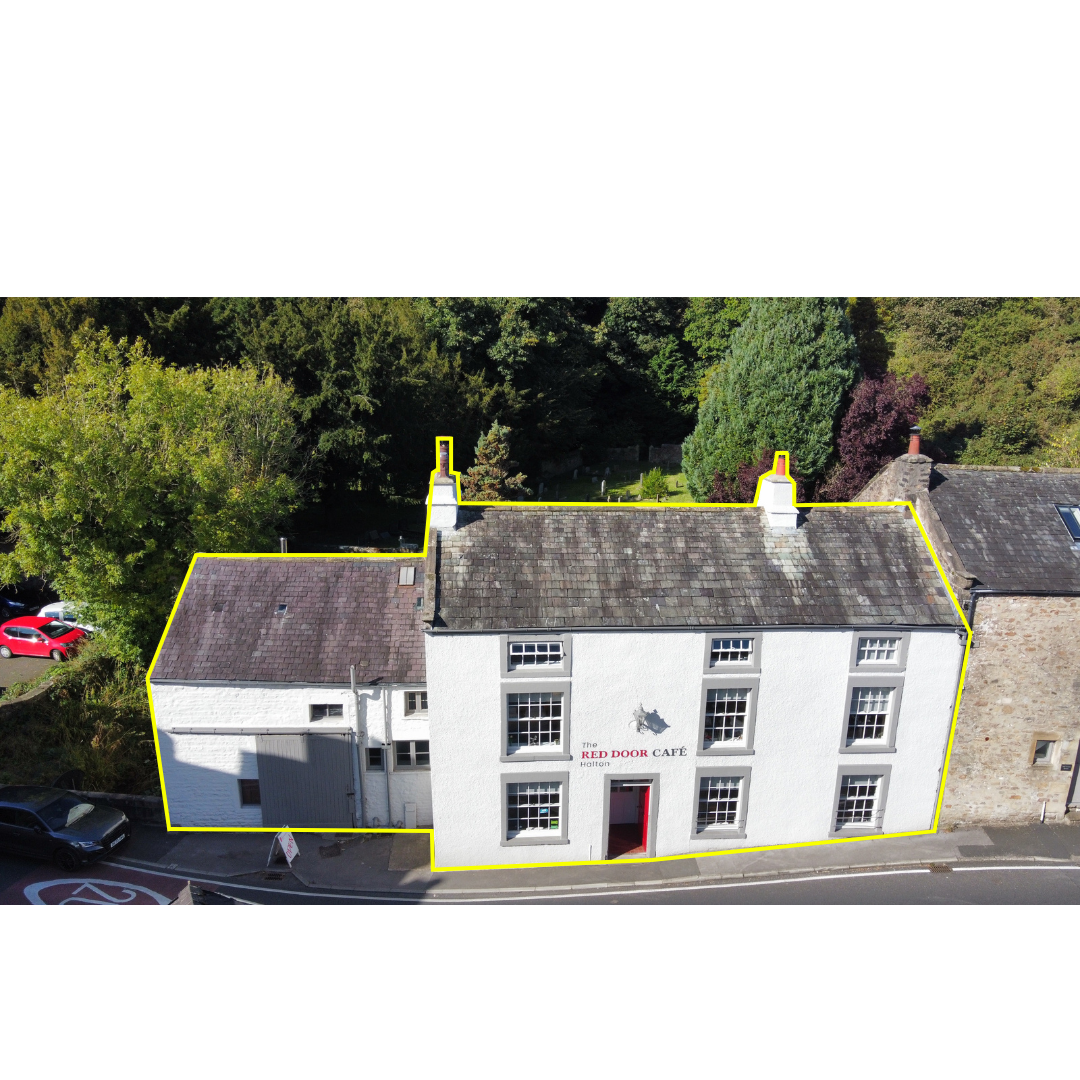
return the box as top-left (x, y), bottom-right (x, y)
top-left (268, 830), bottom-right (299, 866)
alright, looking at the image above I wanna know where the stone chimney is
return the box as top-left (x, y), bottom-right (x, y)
top-left (429, 438), bottom-right (458, 531)
top-left (856, 427), bottom-right (933, 503)
top-left (756, 452), bottom-right (799, 530)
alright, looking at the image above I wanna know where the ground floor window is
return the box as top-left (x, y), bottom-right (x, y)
top-left (836, 775), bottom-right (881, 827)
top-left (507, 781), bottom-right (561, 837)
top-left (697, 776), bottom-right (741, 829)
top-left (395, 741), bottom-right (430, 769)
top-left (238, 779), bottom-right (261, 806)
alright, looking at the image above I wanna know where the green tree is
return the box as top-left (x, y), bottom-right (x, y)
top-left (683, 297), bottom-right (752, 365)
top-left (0, 331), bottom-right (301, 661)
top-left (682, 298), bottom-right (859, 499)
top-left (461, 422), bottom-right (532, 500)
top-left (887, 297), bottom-right (1079, 465)
top-left (640, 467), bottom-right (667, 499)
top-left (415, 297), bottom-right (603, 468)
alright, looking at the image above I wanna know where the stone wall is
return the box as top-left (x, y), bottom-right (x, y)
top-left (604, 445), bottom-right (639, 463)
top-left (939, 595), bottom-right (1080, 827)
top-left (648, 444), bottom-right (683, 466)
top-left (540, 451), bottom-right (583, 477)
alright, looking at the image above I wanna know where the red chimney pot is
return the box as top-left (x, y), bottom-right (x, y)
top-left (776, 455), bottom-right (787, 477)
top-left (908, 427), bottom-right (921, 456)
top-left (438, 440), bottom-right (450, 477)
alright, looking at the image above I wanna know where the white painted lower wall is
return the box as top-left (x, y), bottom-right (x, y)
top-left (150, 681), bottom-right (432, 828)
top-left (426, 627), bottom-right (965, 867)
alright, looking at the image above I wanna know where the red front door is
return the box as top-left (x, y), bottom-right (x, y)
top-left (639, 785), bottom-right (651, 854)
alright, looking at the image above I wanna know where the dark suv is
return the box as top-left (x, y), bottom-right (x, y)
top-left (0, 786), bottom-right (131, 870)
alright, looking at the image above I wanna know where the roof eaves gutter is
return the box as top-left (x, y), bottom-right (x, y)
top-left (425, 621), bottom-right (964, 635)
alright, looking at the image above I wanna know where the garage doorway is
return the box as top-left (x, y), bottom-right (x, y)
top-left (606, 780), bottom-right (652, 858)
top-left (255, 733), bottom-right (355, 828)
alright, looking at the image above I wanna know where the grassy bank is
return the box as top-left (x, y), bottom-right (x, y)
top-left (0, 637), bottom-right (160, 795)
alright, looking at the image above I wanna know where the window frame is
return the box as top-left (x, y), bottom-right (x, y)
top-left (398, 565), bottom-right (416, 586)
top-left (309, 702), bottom-right (345, 723)
top-left (1030, 733), bottom-right (1061, 768)
top-left (404, 689), bottom-right (428, 716)
top-left (849, 630), bottom-right (910, 673)
top-left (839, 674), bottom-right (904, 753)
top-left (238, 779), bottom-right (261, 806)
top-left (697, 675), bottom-right (759, 756)
top-left (365, 746), bottom-right (385, 772)
top-left (690, 766), bottom-right (752, 841)
top-left (500, 771), bottom-right (570, 847)
top-left (702, 630), bottom-right (762, 675)
top-left (500, 633), bottom-right (572, 678)
top-left (830, 765), bottom-right (892, 835)
top-left (500, 680), bottom-right (572, 762)
top-left (394, 740), bottom-right (430, 771)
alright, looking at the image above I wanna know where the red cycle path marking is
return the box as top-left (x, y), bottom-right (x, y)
top-left (1, 862), bottom-right (188, 905)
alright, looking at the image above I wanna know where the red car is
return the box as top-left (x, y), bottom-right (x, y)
top-left (0, 616), bottom-right (86, 661)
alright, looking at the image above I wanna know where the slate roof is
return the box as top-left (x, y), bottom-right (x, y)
top-left (150, 556), bottom-right (426, 684)
top-left (432, 506), bottom-right (959, 631)
top-left (927, 466), bottom-right (1080, 592)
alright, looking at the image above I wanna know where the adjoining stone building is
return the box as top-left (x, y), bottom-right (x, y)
top-left (858, 435), bottom-right (1080, 826)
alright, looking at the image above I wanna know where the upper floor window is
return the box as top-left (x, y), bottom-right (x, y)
top-left (857, 637), bottom-right (900, 664)
top-left (501, 635), bottom-right (572, 677)
top-left (405, 691), bottom-right (428, 715)
top-left (310, 703), bottom-right (343, 721)
top-left (711, 637), bottom-right (752, 664)
top-left (507, 692), bottom-right (563, 752)
top-left (509, 641), bottom-right (564, 668)
top-left (703, 632), bottom-right (760, 674)
top-left (704, 688), bottom-right (748, 745)
top-left (850, 631), bottom-right (909, 672)
top-left (847, 687), bottom-right (892, 743)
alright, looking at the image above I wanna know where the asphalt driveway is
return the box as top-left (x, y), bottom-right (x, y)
top-left (0, 656), bottom-right (56, 694)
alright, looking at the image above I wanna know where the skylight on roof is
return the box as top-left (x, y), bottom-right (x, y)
top-left (1054, 505), bottom-right (1080, 546)
top-left (275, 604), bottom-right (288, 614)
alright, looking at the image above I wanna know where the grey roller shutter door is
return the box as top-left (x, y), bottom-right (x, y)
top-left (256, 733), bottom-right (354, 828)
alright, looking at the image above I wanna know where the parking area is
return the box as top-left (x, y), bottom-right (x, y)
top-left (0, 656), bottom-right (56, 695)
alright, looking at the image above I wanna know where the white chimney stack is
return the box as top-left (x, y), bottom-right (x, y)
top-left (429, 438), bottom-right (458, 531)
top-left (756, 452), bottom-right (799, 530)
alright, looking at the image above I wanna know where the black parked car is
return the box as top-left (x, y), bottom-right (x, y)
top-left (0, 786), bottom-right (130, 870)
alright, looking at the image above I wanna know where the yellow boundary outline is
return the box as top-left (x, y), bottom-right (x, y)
top-left (144, 439), bottom-right (972, 874)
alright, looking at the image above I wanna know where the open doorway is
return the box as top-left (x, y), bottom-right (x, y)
top-left (607, 780), bottom-right (651, 858)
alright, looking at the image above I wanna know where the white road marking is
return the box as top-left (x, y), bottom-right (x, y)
top-left (24, 877), bottom-right (171, 905)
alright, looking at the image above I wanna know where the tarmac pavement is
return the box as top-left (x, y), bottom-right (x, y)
top-left (107, 820), bottom-right (1080, 900)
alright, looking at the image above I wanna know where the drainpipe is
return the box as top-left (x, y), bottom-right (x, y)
top-left (383, 683), bottom-right (394, 827)
top-left (351, 665), bottom-right (366, 827)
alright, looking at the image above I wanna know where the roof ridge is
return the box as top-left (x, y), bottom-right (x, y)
top-left (938, 464), bottom-right (1080, 474)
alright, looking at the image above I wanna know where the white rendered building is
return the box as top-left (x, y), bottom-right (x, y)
top-left (149, 556), bottom-right (432, 830)
top-left (149, 442), bottom-right (966, 866)
top-left (424, 446), bottom-right (966, 866)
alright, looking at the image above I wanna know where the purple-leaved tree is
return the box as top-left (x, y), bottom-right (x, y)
top-left (820, 373), bottom-right (930, 501)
